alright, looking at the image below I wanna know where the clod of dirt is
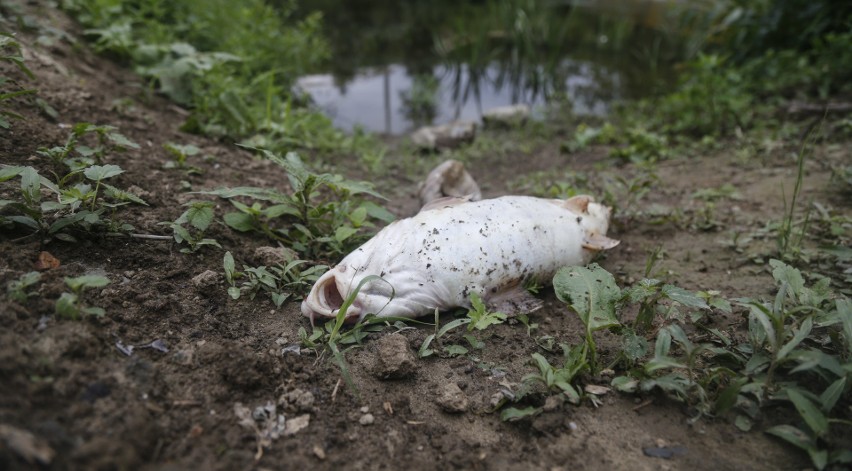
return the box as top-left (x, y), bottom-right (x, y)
top-left (543, 394), bottom-right (565, 412)
top-left (191, 270), bottom-right (220, 290)
top-left (284, 414), bottom-right (310, 436)
top-left (359, 413), bottom-right (375, 426)
top-left (0, 423), bottom-right (55, 465)
top-left (278, 389), bottom-right (315, 413)
top-left (253, 246), bottom-right (297, 266)
top-left (435, 382), bottom-right (469, 413)
top-left (373, 333), bottom-right (417, 379)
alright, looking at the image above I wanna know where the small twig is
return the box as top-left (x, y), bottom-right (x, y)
top-left (331, 378), bottom-right (342, 402)
top-left (172, 400), bottom-right (202, 408)
top-left (105, 232), bottom-right (173, 240)
top-left (632, 398), bottom-right (654, 412)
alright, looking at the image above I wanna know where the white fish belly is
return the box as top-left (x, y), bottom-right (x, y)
top-left (342, 196), bottom-right (593, 315)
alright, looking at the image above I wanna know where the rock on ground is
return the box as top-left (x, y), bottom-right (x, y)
top-left (373, 333), bottom-right (417, 379)
top-left (435, 382), bottom-right (469, 413)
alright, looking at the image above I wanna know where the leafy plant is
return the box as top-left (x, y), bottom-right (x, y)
top-left (223, 251), bottom-right (327, 307)
top-left (163, 142), bottom-right (203, 174)
top-left (161, 201), bottom-right (220, 253)
top-left (204, 150), bottom-right (393, 259)
top-left (419, 293), bottom-right (507, 359)
top-left (553, 263), bottom-right (621, 374)
top-left (6, 271), bottom-right (41, 303)
top-left (37, 122), bottom-right (139, 172)
top-left (0, 33), bottom-right (36, 129)
top-left (1, 163), bottom-right (146, 241)
top-left (55, 274), bottom-right (110, 319)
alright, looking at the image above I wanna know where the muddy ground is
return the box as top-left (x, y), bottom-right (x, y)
top-left (1, 4), bottom-right (850, 471)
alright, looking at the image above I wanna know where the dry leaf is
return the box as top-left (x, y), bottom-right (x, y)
top-left (35, 251), bottom-right (60, 270)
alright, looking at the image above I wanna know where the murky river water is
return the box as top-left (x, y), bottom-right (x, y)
top-left (294, 0), bottom-right (685, 134)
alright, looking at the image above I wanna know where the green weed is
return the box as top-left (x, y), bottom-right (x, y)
top-left (6, 271), bottom-right (41, 303)
top-left (0, 33), bottom-right (36, 129)
top-left (204, 150), bottom-right (393, 260)
top-left (419, 293), bottom-right (507, 359)
top-left (55, 274), bottom-right (110, 319)
top-left (1, 162), bottom-right (147, 241)
top-left (161, 201), bottom-right (220, 253)
top-left (223, 251), bottom-right (327, 308)
top-left (163, 142), bottom-right (202, 175)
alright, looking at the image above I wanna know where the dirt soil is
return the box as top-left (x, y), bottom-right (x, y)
top-left (1, 5), bottom-right (849, 471)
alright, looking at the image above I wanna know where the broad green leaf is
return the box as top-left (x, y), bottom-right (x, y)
top-left (438, 318), bottom-right (470, 337)
top-left (765, 424), bottom-right (813, 451)
top-left (444, 344), bottom-right (468, 356)
top-left (746, 302), bottom-right (776, 349)
top-left (82, 306), bottom-right (106, 317)
top-left (349, 206), bottom-right (368, 227)
top-left (83, 164), bottom-right (124, 181)
top-left (65, 275), bottom-right (110, 291)
top-left (787, 389), bottom-right (828, 437)
top-left (362, 201), bottom-right (396, 223)
top-left (769, 259), bottom-right (805, 301)
top-left (553, 264), bottom-right (620, 332)
top-left (819, 377), bottom-right (846, 413)
top-left (662, 285), bottom-right (709, 309)
top-left (0, 165), bottom-right (24, 182)
top-left (500, 406), bottom-right (541, 422)
top-left (623, 278), bottom-right (662, 303)
top-left (55, 292), bottom-right (79, 319)
top-left (777, 317), bottom-right (813, 362)
top-left (838, 298), bottom-right (852, 355)
top-left (107, 132), bottom-right (139, 149)
top-left (20, 166), bottom-right (41, 204)
top-left (199, 186), bottom-right (290, 203)
top-left (334, 225), bottom-right (358, 243)
top-left (183, 203), bottom-right (214, 231)
top-left (264, 203), bottom-right (299, 218)
top-left (223, 212), bottom-right (255, 231)
top-left (713, 378), bottom-right (746, 415)
top-left (228, 286), bottom-right (241, 299)
top-left (654, 328), bottom-right (672, 358)
top-left (621, 329), bottom-right (649, 362)
top-left (734, 415), bottom-right (753, 432)
top-left (611, 376), bottom-right (639, 393)
top-left (223, 252), bottom-right (236, 283)
top-left (418, 334), bottom-right (435, 358)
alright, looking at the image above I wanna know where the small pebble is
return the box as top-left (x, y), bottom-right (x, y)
top-left (359, 413), bottom-right (375, 426)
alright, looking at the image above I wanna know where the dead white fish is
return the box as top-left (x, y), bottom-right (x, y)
top-left (417, 159), bottom-right (482, 207)
top-left (301, 195), bottom-right (619, 322)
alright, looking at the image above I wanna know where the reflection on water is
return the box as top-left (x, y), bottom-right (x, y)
top-left (298, 61), bottom-right (617, 134)
top-left (294, 0), bottom-right (688, 135)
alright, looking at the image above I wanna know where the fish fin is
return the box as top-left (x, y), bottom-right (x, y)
top-left (419, 195), bottom-right (473, 212)
top-left (486, 286), bottom-right (544, 316)
top-left (564, 195), bottom-right (591, 214)
top-left (583, 233), bottom-right (621, 251)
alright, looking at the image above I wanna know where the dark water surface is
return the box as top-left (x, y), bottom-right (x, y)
top-left (294, 0), bottom-right (686, 134)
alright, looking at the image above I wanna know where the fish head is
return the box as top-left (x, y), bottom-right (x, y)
top-left (301, 264), bottom-right (429, 323)
top-left (578, 200), bottom-right (620, 258)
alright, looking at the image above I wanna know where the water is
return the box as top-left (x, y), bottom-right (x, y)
top-left (294, 0), bottom-right (682, 135)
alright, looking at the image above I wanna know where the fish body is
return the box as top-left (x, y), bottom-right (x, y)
top-left (301, 195), bottom-right (618, 321)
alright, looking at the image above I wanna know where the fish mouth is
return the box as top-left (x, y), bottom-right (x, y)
top-left (301, 270), bottom-right (362, 324)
